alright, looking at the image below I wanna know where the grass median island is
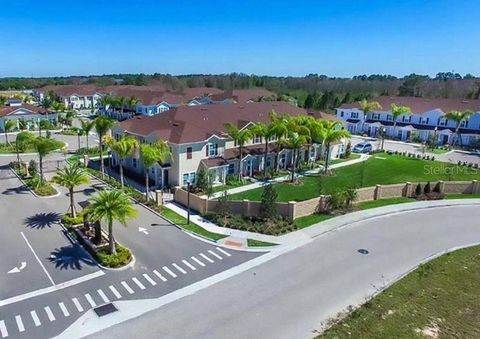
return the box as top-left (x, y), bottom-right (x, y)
top-left (247, 239), bottom-right (278, 247)
top-left (230, 153), bottom-right (480, 202)
top-left (97, 245), bottom-right (132, 268)
top-left (319, 245), bottom-right (480, 338)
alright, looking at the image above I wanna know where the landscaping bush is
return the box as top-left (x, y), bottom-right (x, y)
top-left (259, 184), bottom-right (278, 219)
top-left (415, 183), bottom-right (422, 196)
top-left (205, 213), bottom-right (296, 236)
top-left (97, 245), bottom-right (132, 268)
top-left (424, 181), bottom-right (431, 194)
top-left (28, 159), bottom-right (38, 176)
top-left (62, 213), bottom-right (84, 227)
top-left (433, 182), bottom-right (441, 193)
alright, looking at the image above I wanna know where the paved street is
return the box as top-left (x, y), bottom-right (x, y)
top-left (85, 203), bottom-right (480, 339)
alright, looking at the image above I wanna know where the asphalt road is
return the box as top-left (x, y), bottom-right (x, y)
top-left (86, 204), bottom-right (480, 339)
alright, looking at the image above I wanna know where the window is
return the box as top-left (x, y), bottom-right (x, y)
top-left (182, 172), bottom-right (196, 186)
top-left (186, 147), bottom-right (192, 159)
top-left (386, 115), bottom-right (393, 121)
top-left (351, 112), bottom-right (359, 119)
top-left (206, 143), bottom-right (218, 157)
top-left (438, 118), bottom-right (448, 126)
top-left (254, 134), bottom-right (262, 144)
top-left (340, 111), bottom-right (344, 117)
top-left (266, 157), bottom-right (272, 168)
top-left (132, 158), bottom-right (137, 168)
top-left (372, 113), bottom-right (380, 120)
top-left (460, 120), bottom-right (469, 128)
top-left (228, 163), bottom-right (235, 175)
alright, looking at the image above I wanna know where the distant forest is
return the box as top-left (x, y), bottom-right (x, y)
top-left (1, 72), bottom-right (479, 112)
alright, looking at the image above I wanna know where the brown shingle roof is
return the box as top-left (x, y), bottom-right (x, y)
top-left (0, 104), bottom-right (49, 117)
top-left (211, 88), bottom-right (276, 103)
top-left (119, 102), bottom-right (307, 144)
top-left (339, 96), bottom-right (480, 114)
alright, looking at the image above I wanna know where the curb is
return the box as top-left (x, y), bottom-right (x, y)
top-left (9, 166), bottom-right (61, 198)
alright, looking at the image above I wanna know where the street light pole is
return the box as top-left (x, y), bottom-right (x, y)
top-left (433, 126), bottom-right (438, 149)
top-left (381, 127), bottom-right (386, 151)
top-left (187, 181), bottom-right (191, 225)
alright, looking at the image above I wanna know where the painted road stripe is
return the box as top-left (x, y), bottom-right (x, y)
top-left (200, 253), bottom-right (214, 263)
top-left (132, 277), bottom-right (146, 290)
top-left (191, 256), bottom-right (205, 267)
top-left (72, 298), bottom-right (83, 312)
top-left (182, 259), bottom-right (196, 270)
top-left (15, 315), bottom-right (24, 332)
top-left (143, 274), bottom-right (157, 286)
top-left (85, 293), bottom-right (96, 308)
top-left (97, 289), bottom-right (109, 303)
top-left (30, 311), bottom-right (41, 327)
top-left (172, 263), bottom-right (187, 274)
top-left (162, 266), bottom-right (177, 278)
top-left (45, 306), bottom-right (56, 321)
top-left (21, 232), bottom-right (55, 286)
top-left (216, 247), bottom-right (231, 257)
top-left (153, 270), bottom-right (167, 282)
top-left (0, 320), bottom-right (7, 338)
top-left (59, 302), bottom-right (70, 317)
top-left (208, 250), bottom-right (223, 260)
top-left (121, 281), bottom-right (134, 294)
top-left (109, 286), bottom-right (122, 299)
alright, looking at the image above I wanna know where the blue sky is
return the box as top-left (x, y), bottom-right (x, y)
top-left (0, 0), bottom-right (478, 77)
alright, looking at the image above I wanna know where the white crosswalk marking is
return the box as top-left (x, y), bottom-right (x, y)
top-left (153, 270), bottom-right (167, 282)
top-left (191, 256), bottom-right (205, 267)
top-left (162, 266), bottom-right (177, 278)
top-left (109, 285), bottom-right (122, 299)
top-left (15, 315), bottom-right (24, 332)
top-left (121, 281), bottom-right (134, 294)
top-left (45, 306), bottom-right (56, 321)
top-left (97, 289), bottom-right (110, 303)
top-left (59, 302), bottom-right (70, 317)
top-left (30, 311), bottom-right (41, 327)
top-left (172, 263), bottom-right (187, 274)
top-left (0, 320), bottom-right (7, 338)
top-left (132, 277), bottom-right (146, 290)
top-left (208, 250), bottom-right (223, 260)
top-left (85, 293), bottom-right (96, 308)
top-left (216, 247), bottom-right (231, 257)
top-left (143, 274), bottom-right (157, 286)
top-left (72, 298), bottom-right (84, 312)
top-left (200, 253), bottom-right (214, 263)
top-left (182, 259), bottom-right (196, 270)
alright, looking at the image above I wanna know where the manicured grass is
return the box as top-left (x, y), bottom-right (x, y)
top-left (160, 207), bottom-right (226, 241)
top-left (247, 239), bottom-right (278, 247)
top-left (328, 153), bottom-right (361, 165)
top-left (357, 197), bottom-right (416, 210)
top-left (294, 213), bottom-right (333, 229)
top-left (445, 193), bottom-right (480, 199)
top-left (212, 179), bottom-right (254, 193)
top-left (0, 139), bottom-right (65, 154)
top-left (230, 153), bottom-right (480, 202)
top-left (429, 147), bottom-right (451, 154)
top-left (319, 245), bottom-right (480, 338)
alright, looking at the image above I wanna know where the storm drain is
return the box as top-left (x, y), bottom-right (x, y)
top-left (357, 249), bottom-right (369, 255)
top-left (94, 303), bottom-right (118, 317)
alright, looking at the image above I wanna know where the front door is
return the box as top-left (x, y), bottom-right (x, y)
top-left (163, 169), bottom-right (169, 187)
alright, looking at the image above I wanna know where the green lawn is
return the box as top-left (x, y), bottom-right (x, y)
top-left (357, 197), bottom-right (416, 209)
top-left (294, 213), bottom-right (334, 229)
top-left (0, 139), bottom-right (65, 154)
top-left (446, 193), bottom-right (480, 199)
top-left (429, 148), bottom-right (451, 154)
top-left (230, 153), bottom-right (480, 202)
top-left (247, 239), bottom-right (278, 247)
top-left (160, 207), bottom-right (226, 241)
top-left (328, 153), bottom-right (361, 165)
top-left (319, 245), bottom-right (480, 338)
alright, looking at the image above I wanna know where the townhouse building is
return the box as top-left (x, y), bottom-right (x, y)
top-left (111, 102), bottom-right (344, 189)
top-left (336, 96), bottom-right (480, 145)
top-left (0, 100), bottom-right (57, 131)
top-left (33, 85), bottom-right (102, 110)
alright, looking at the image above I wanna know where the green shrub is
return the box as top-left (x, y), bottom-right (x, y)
top-left (415, 183), bottom-right (422, 196)
top-left (62, 213), bottom-right (83, 227)
top-left (97, 245), bottom-right (132, 268)
top-left (424, 181), bottom-right (431, 194)
top-left (433, 182), bottom-right (441, 193)
top-left (28, 159), bottom-right (38, 176)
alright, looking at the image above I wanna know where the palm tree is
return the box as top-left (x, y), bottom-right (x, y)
top-left (445, 110), bottom-right (473, 146)
top-left (110, 136), bottom-right (138, 187)
top-left (390, 104), bottom-right (411, 138)
top-left (269, 111), bottom-right (289, 172)
top-left (139, 140), bottom-right (171, 201)
top-left (321, 121), bottom-right (351, 173)
top-left (18, 119), bottom-right (27, 131)
top-left (53, 163), bottom-right (90, 218)
top-left (225, 123), bottom-right (252, 180)
top-left (33, 137), bottom-right (59, 184)
top-left (359, 99), bottom-right (382, 130)
top-left (251, 122), bottom-right (278, 178)
top-left (80, 120), bottom-right (95, 150)
top-left (3, 119), bottom-right (16, 144)
top-left (15, 131), bottom-right (35, 165)
top-left (88, 189), bottom-right (138, 255)
top-left (282, 130), bottom-right (309, 182)
top-left (94, 116), bottom-right (116, 178)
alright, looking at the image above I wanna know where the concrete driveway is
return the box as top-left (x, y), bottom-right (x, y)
top-left (84, 202), bottom-right (480, 339)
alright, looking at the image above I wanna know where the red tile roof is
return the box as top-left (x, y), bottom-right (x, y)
top-left (339, 96), bottom-right (480, 114)
top-left (119, 102), bottom-right (307, 144)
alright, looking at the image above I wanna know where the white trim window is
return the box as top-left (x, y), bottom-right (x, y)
top-left (182, 172), bottom-right (196, 186)
top-left (253, 134), bottom-right (262, 144)
top-left (351, 112), bottom-right (359, 119)
top-left (206, 143), bottom-right (218, 157)
top-left (386, 114), bottom-right (393, 121)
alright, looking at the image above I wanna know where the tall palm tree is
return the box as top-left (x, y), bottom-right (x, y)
top-left (320, 121), bottom-right (351, 173)
top-left (94, 116), bottom-right (116, 178)
top-left (282, 130), bottom-right (310, 182)
top-left (53, 163), bottom-right (90, 218)
top-left (251, 122), bottom-right (278, 178)
top-left (33, 137), bottom-right (59, 184)
top-left (225, 123), bottom-right (252, 180)
top-left (390, 104), bottom-right (411, 138)
top-left (88, 189), bottom-right (138, 255)
top-left (15, 131), bottom-right (35, 165)
top-left (80, 120), bottom-right (95, 150)
top-left (359, 99), bottom-right (382, 130)
top-left (139, 140), bottom-right (171, 201)
top-left (3, 119), bottom-right (16, 144)
top-left (445, 110), bottom-right (473, 146)
top-left (110, 136), bottom-right (138, 187)
top-left (269, 111), bottom-right (289, 172)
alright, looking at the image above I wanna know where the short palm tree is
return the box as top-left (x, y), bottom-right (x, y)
top-left (359, 99), bottom-right (382, 127)
top-left (445, 110), bottom-right (473, 146)
top-left (320, 121), bottom-right (351, 173)
top-left (33, 137), bottom-right (59, 184)
top-left (111, 136), bottom-right (138, 187)
top-left (53, 163), bottom-right (90, 218)
top-left (88, 189), bottom-right (138, 255)
top-left (3, 119), bottom-right (16, 144)
top-left (225, 123), bottom-right (252, 180)
top-left (15, 131), bottom-right (35, 165)
top-left (269, 112), bottom-right (289, 172)
top-left (80, 120), bottom-right (95, 150)
top-left (94, 116), bottom-right (116, 178)
top-left (390, 104), bottom-right (411, 137)
top-left (281, 121), bottom-right (310, 182)
top-left (139, 140), bottom-right (171, 201)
